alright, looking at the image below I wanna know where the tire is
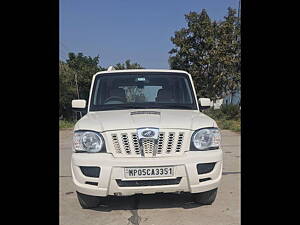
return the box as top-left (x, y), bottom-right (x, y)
top-left (192, 188), bottom-right (218, 205)
top-left (76, 191), bottom-right (101, 209)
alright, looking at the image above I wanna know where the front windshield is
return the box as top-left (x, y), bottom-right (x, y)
top-left (89, 72), bottom-right (198, 111)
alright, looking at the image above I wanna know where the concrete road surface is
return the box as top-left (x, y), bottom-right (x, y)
top-left (60, 129), bottom-right (240, 225)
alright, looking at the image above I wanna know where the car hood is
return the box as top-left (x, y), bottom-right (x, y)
top-left (74, 109), bottom-right (217, 132)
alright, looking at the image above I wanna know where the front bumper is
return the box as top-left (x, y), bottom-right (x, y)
top-left (71, 150), bottom-right (223, 197)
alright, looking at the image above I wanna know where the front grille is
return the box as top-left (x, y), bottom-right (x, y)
top-left (109, 130), bottom-right (186, 157)
top-left (142, 139), bottom-right (155, 154)
top-left (116, 177), bottom-right (182, 187)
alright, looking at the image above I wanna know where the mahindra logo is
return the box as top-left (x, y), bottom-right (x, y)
top-left (141, 130), bottom-right (155, 138)
top-left (137, 128), bottom-right (159, 140)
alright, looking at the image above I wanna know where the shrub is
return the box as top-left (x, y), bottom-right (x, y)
top-left (216, 119), bottom-right (240, 132)
top-left (220, 104), bottom-right (240, 120)
top-left (203, 104), bottom-right (241, 132)
top-left (59, 120), bottom-right (76, 129)
top-left (204, 108), bottom-right (225, 120)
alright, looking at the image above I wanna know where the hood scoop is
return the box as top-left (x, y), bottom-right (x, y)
top-left (130, 111), bottom-right (160, 115)
top-left (130, 111), bottom-right (161, 127)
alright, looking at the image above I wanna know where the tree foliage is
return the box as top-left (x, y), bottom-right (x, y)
top-left (59, 52), bottom-right (105, 120)
top-left (169, 8), bottom-right (240, 101)
top-left (59, 54), bottom-right (144, 120)
top-left (59, 61), bottom-right (77, 119)
top-left (114, 59), bottom-right (144, 70)
top-left (66, 53), bottom-right (106, 100)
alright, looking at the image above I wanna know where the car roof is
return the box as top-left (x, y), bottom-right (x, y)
top-left (93, 69), bottom-right (190, 77)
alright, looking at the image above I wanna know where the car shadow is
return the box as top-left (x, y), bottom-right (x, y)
top-left (90, 193), bottom-right (206, 212)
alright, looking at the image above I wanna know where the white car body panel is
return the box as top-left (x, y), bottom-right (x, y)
top-left (71, 69), bottom-right (222, 197)
top-left (74, 109), bottom-right (217, 132)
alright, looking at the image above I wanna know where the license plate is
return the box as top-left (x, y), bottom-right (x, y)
top-left (124, 167), bottom-right (174, 178)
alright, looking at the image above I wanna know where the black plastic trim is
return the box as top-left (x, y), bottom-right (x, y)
top-left (199, 178), bottom-right (212, 182)
top-left (196, 163), bottom-right (216, 174)
top-left (116, 177), bottom-right (182, 187)
top-left (80, 166), bottom-right (101, 178)
top-left (85, 181), bottom-right (98, 186)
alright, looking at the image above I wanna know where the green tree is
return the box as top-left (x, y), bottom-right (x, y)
top-left (59, 54), bottom-right (145, 120)
top-left (66, 52), bottom-right (105, 100)
top-left (218, 8), bottom-right (241, 100)
top-left (169, 8), bottom-right (240, 101)
top-left (59, 61), bottom-right (77, 120)
top-left (114, 59), bottom-right (144, 70)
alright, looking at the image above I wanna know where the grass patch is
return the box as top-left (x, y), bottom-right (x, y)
top-left (216, 119), bottom-right (240, 132)
top-left (204, 105), bottom-right (240, 133)
top-left (59, 120), bottom-right (76, 129)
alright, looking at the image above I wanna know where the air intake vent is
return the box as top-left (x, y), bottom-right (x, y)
top-left (130, 111), bottom-right (160, 115)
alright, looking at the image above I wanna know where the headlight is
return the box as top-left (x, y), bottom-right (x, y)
top-left (191, 128), bottom-right (221, 151)
top-left (73, 130), bottom-right (105, 153)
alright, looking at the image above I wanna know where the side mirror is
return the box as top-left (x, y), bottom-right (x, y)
top-left (72, 99), bottom-right (87, 112)
top-left (198, 98), bottom-right (211, 110)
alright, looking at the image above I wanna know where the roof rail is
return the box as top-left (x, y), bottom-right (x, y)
top-left (107, 66), bottom-right (115, 71)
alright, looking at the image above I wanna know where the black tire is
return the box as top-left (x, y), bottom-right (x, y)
top-left (76, 191), bottom-right (101, 209)
top-left (192, 188), bottom-right (218, 205)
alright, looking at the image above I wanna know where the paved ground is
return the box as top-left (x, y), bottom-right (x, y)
top-left (60, 129), bottom-right (240, 225)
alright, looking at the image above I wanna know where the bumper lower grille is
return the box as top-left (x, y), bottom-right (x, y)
top-left (116, 177), bottom-right (182, 187)
top-left (79, 166), bottom-right (100, 178)
top-left (196, 163), bottom-right (216, 174)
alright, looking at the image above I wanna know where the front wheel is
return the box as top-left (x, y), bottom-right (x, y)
top-left (192, 188), bottom-right (218, 205)
top-left (76, 192), bottom-right (102, 209)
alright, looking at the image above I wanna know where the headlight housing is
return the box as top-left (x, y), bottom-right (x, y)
top-left (73, 130), bottom-right (105, 153)
top-left (191, 127), bottom-right (221, 151)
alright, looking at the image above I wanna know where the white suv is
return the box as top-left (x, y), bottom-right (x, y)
top-left (71, 69), bottom-right (222, 209)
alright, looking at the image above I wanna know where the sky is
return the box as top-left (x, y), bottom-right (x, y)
top-left (60, 0), bottom-right (239, 69)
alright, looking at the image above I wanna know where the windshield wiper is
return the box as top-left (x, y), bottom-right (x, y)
top-left (158, 105), bottom-right (194, 109)
top-left (99, 105), bottom-right (146, 111)
top-left (92, 104), bottom-right (194, 111)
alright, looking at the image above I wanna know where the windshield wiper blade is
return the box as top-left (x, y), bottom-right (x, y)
top-left (159, 105), bottom-right (193, 109)
top-left (101, 105), bottom-right (146, 110)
